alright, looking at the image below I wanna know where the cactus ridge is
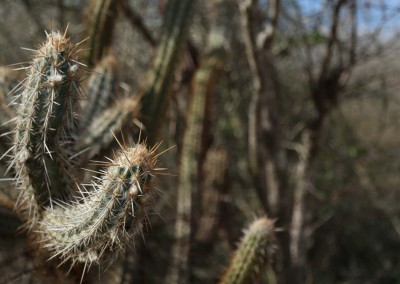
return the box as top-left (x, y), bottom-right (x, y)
top-left (40, 143), bottom-right (159, 266)
top-left (11, 30), bottom-right (82, 223)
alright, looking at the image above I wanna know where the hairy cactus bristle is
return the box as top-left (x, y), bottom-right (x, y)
top-left (220, 217), bottom-right (276, 284)
top-left (12, 30), bottom-right (81, 222)
top-left (40, 143), bottom-right (159, 266)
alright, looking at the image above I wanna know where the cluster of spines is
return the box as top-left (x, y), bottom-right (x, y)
top-left (220, 217), bottom-right (276, 284)
top-left (12, 30), bottom-right (81, 223)
top-left (40, 143), bottom-right (159, 268)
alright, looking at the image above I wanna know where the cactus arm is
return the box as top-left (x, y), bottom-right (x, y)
top-left (41, 143), bottom-right (158, 265)
top-left (12, 31), bottom-right (80, 220)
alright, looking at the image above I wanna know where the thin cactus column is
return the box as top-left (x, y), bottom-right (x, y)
top-left (79, 54), bottom-right (119, 129)
top-left (141, 0), bottom-right (197, 141)
top-left (195, 147), bottom-right (229, 245)
top-left (85, 0), bottom-right (118, 67)
top-left (74, 96), bottom-right (141, 162)
top-left (0, 67), bottom-right (21, 160)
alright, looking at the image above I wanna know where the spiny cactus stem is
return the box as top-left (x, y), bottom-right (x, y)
top-left (41, 143), bottom-right (159, 266)
top-left (13, 31), bottom-right (80, 218)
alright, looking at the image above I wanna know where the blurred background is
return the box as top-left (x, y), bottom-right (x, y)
top-left (1, 0), bottom-right (400, 283)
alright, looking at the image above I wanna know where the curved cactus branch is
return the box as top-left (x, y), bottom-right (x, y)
top-left (40, 143), bottom-right (159, 267)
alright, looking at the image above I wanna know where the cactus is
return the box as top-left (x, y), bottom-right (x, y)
top-left (85, 0), bottom-right (118, 66)
top-left (0, 29), bottom-right (162, 282)
top-left (195, 147), bottom-right (229, 245)
top-left (0, 67), bottom-right (22, 162)
top-left (141, 0), bottom-right (197, 141)
top-left (12, 30), bottom-right (81, 223)
top-left (167, 1), bottom-right (229, 283)
top-left (0, 67), bottom-right (20, 124)
top-left (220, 217), bottom-right (276, 284)
top-left (74, 96), bottom-right (141, 163)
top-left (40, 143), bottom-right (159, 267)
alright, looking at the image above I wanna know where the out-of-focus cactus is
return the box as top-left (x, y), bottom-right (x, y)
top-left (79, 54), bottom-right (119, 130)
top-left (220, 217), bottom-right (277, 284)
top-left (141, 0), bottom-right (197, 141)
top-left (167, 1), bottom-right (229, 283)
top-left (12, 31), bottom-right (81, 223)
top-left (86, 0), bottom-right (118, 67)
top-left (195, 147), bottom-right (229, 245)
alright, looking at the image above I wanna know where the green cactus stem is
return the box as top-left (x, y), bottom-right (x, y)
top-left (195, 147), bottom-right (228, 245)
top-left (0, 67), bottom-right (22, 153)
top-left (40, 143), bottom-right (159, 267)
top-left (12, 30), bottom-right (81, 221)
top-left (219, 217), bottom-right (276, 284)
top-left (0, 67), bottom-right (20, 124)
